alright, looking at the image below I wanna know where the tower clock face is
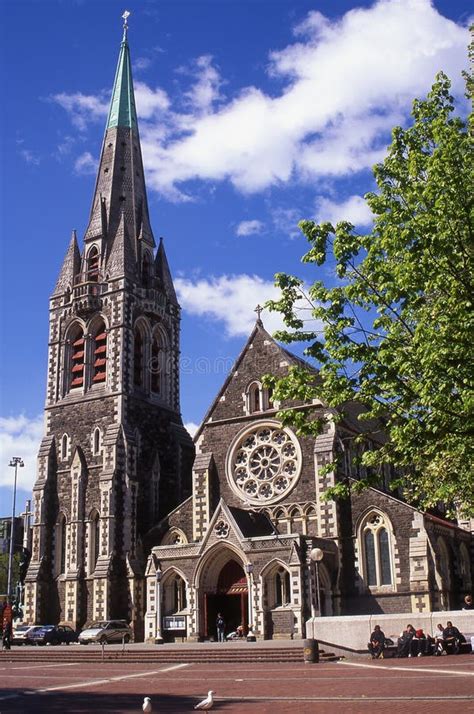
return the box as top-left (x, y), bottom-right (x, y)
top-left (226, 420), bottom-right (302, 505)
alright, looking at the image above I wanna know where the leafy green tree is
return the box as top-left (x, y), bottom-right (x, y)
top-left (266, 73), bottom-right (473, 517)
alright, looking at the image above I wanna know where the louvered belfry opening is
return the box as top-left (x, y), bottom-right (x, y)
top-left (87, 246), bottom-right (100, 282)
top-left (93, 322), bottom-right (107, 383)
top-left (70, 326), bottom-right (85, 388)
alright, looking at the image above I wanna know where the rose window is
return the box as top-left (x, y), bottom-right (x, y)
top-left (226, 421), bottom-right (302, 505)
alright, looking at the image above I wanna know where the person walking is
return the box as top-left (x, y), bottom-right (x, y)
top-left (216, 613), bottom-right (225, 642)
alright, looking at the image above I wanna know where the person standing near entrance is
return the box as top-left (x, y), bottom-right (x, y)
top-left (216, 613), bottom-right (225, 642)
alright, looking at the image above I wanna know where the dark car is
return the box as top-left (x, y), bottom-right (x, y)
top-left (27, 625), bottom-right (78, 646)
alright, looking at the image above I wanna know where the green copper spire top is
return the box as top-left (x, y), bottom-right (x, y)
top-left (106, 11), bottom-right (138, 130)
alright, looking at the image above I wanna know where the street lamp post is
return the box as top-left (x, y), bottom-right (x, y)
top-left (310, 547), bottom-right (324, 618)
top-left (245, 562), bottom-right (256, 640)
top-left (7, 457), bottom-right (24, 599)
top-left (155, 566), bottom-right (164, 644)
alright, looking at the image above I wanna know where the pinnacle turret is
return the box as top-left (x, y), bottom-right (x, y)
top-left (53, 230), bottom-right (80, 295)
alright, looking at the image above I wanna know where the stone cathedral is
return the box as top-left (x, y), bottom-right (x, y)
top-left (26, 24), bottom-right (472, 642)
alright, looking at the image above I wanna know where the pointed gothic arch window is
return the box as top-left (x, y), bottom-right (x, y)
top-left (360, 511), bottom-right (394, 588)
top-left (174, 577), bottom-right (187, 612)
top-left (86, 246), bottom-right (100, 282)
top-left (61, 433), bottom-right (69, 461)
top-left (275, 568), bottom-right (291, 606)
top-left (56, 513), bottom-right (67, 576)
top-left (92, 320), bottom-right (107, 384)
top-left (92, 427), bottom-right (102, 455)
top-left (133, 327), bottom-right (144, 388)
top-left (92, 321), bottom-right (107, 384)
top-left (69, 324), bottom-right (85, 389)
top-left (87, 510), bottom-right (100, 575)
top-left (247, 382), bottom-right (261, 413)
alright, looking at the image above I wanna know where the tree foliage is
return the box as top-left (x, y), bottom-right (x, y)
top-left (266, 73), bottom-right (474, 516)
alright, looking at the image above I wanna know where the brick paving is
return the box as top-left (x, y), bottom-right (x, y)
top-left (0, 654), bottom-right (473, 713)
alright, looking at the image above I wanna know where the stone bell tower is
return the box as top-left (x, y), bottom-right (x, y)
top-left (24, 16), bottom-right (194, 639)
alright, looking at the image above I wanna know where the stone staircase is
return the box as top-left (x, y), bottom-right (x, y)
top-left (1, 644), bottom-right (337, 664)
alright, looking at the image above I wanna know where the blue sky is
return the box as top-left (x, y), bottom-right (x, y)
top-left (0, 0), bottom-right (471, 514)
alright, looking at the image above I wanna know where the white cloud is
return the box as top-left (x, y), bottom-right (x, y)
top-left (53, 1), bottom-right (469, 199)
top-left (175, 273), bottom-right (320, 338)
top-left (19, 148), bottom-right (40, 166)
top-left (175, 274), bottom-right (284, 337)
top-left (133, 56), bottom-right (152, 72)
top-left (182, 55), bottom-right (224, 115)
top-left (0, 415), bottom-right (43, 491)
top-left (74, 151), bottom-right (98, 175)
top-left (270, 207), bottom-right (303, 239)
top-left (135, 82), bottom-right (170, 119)
top-left (236, 219), bottom-right (264, 237)
top-left (52, 91), bottom-right (109, 130)
top-left (184, 422), bottom-right (199, 438)
top-left (315, 194), bottom-right (373, 226)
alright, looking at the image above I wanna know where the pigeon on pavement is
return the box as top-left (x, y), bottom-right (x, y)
top-left (142, 696), bottom-right (152, 712)
top-left (194, 690), bottom-right (214, 710)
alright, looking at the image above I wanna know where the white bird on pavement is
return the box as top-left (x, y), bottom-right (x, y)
top-left (194, 690), bottom-right (214, 710)
top-left (142, 696), bottom-right (152, 713)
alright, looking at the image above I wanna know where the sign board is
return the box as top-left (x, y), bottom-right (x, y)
top-left (163, 615), bottom-right (186, 630)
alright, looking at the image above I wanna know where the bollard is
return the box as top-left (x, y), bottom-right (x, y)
top-left (303, 638), bottom-right (319, 663)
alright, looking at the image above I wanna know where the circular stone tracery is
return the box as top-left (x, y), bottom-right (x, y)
top-left (226, 421), bottom-right (302, 505)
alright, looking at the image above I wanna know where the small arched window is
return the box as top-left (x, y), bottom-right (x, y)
top-left (134, 328), bottom-right (144, 387)
top-left (61, 434), bottom-right (69, 461)
top-left (57, 514), bottom-right (67, 575)
top-left (361, 511), bottom-right (393, 587)
top-left (93, 512), bottom-right (100, 570)
top-left (86, 246), bottom-right (100, 282)
top-left (69, 324), bottom-right (85, 389)
top-left (92, 427), bottom-right (101, 455)
top-left (92, 321), bottom-right (107, 384)
top-left (247, 382), bottom-right (261, 413)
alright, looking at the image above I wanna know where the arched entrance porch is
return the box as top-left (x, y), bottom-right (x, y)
top-left (197, 548), bottom-right (249, 640)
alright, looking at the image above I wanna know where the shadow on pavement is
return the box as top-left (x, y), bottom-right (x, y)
top-left (0, 690), bottom-right (236, 712)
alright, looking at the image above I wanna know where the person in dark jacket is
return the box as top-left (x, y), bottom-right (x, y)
top-left (397, 624), bottom-right (415, 657)
top-left (442, 621), bottom-right (463, 654)
top-left (216, 613), bottom-right (225, 642)
top-left (368, 625), bottom-right (386, 659)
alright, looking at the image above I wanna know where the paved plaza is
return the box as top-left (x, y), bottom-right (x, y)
top-left (1, 652), bottom-right (473, 713)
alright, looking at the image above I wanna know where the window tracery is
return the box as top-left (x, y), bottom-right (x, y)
top-left (226, 421), bottom-right (302, 505)
top-left (360, 511), bottom-right (393, 587)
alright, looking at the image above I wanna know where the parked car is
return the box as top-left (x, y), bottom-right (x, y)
top-left (12, 625), bottom-right (43, 645)
top-left (27, 624), bottom-right (79, 646)
top-left (79, 620), bottom-right (132, 644)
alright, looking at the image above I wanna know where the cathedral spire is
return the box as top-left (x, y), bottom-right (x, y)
top-left (106, 15), bottom-right (137, 131)
top-left (84, 13), bottom-right (155, 272)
